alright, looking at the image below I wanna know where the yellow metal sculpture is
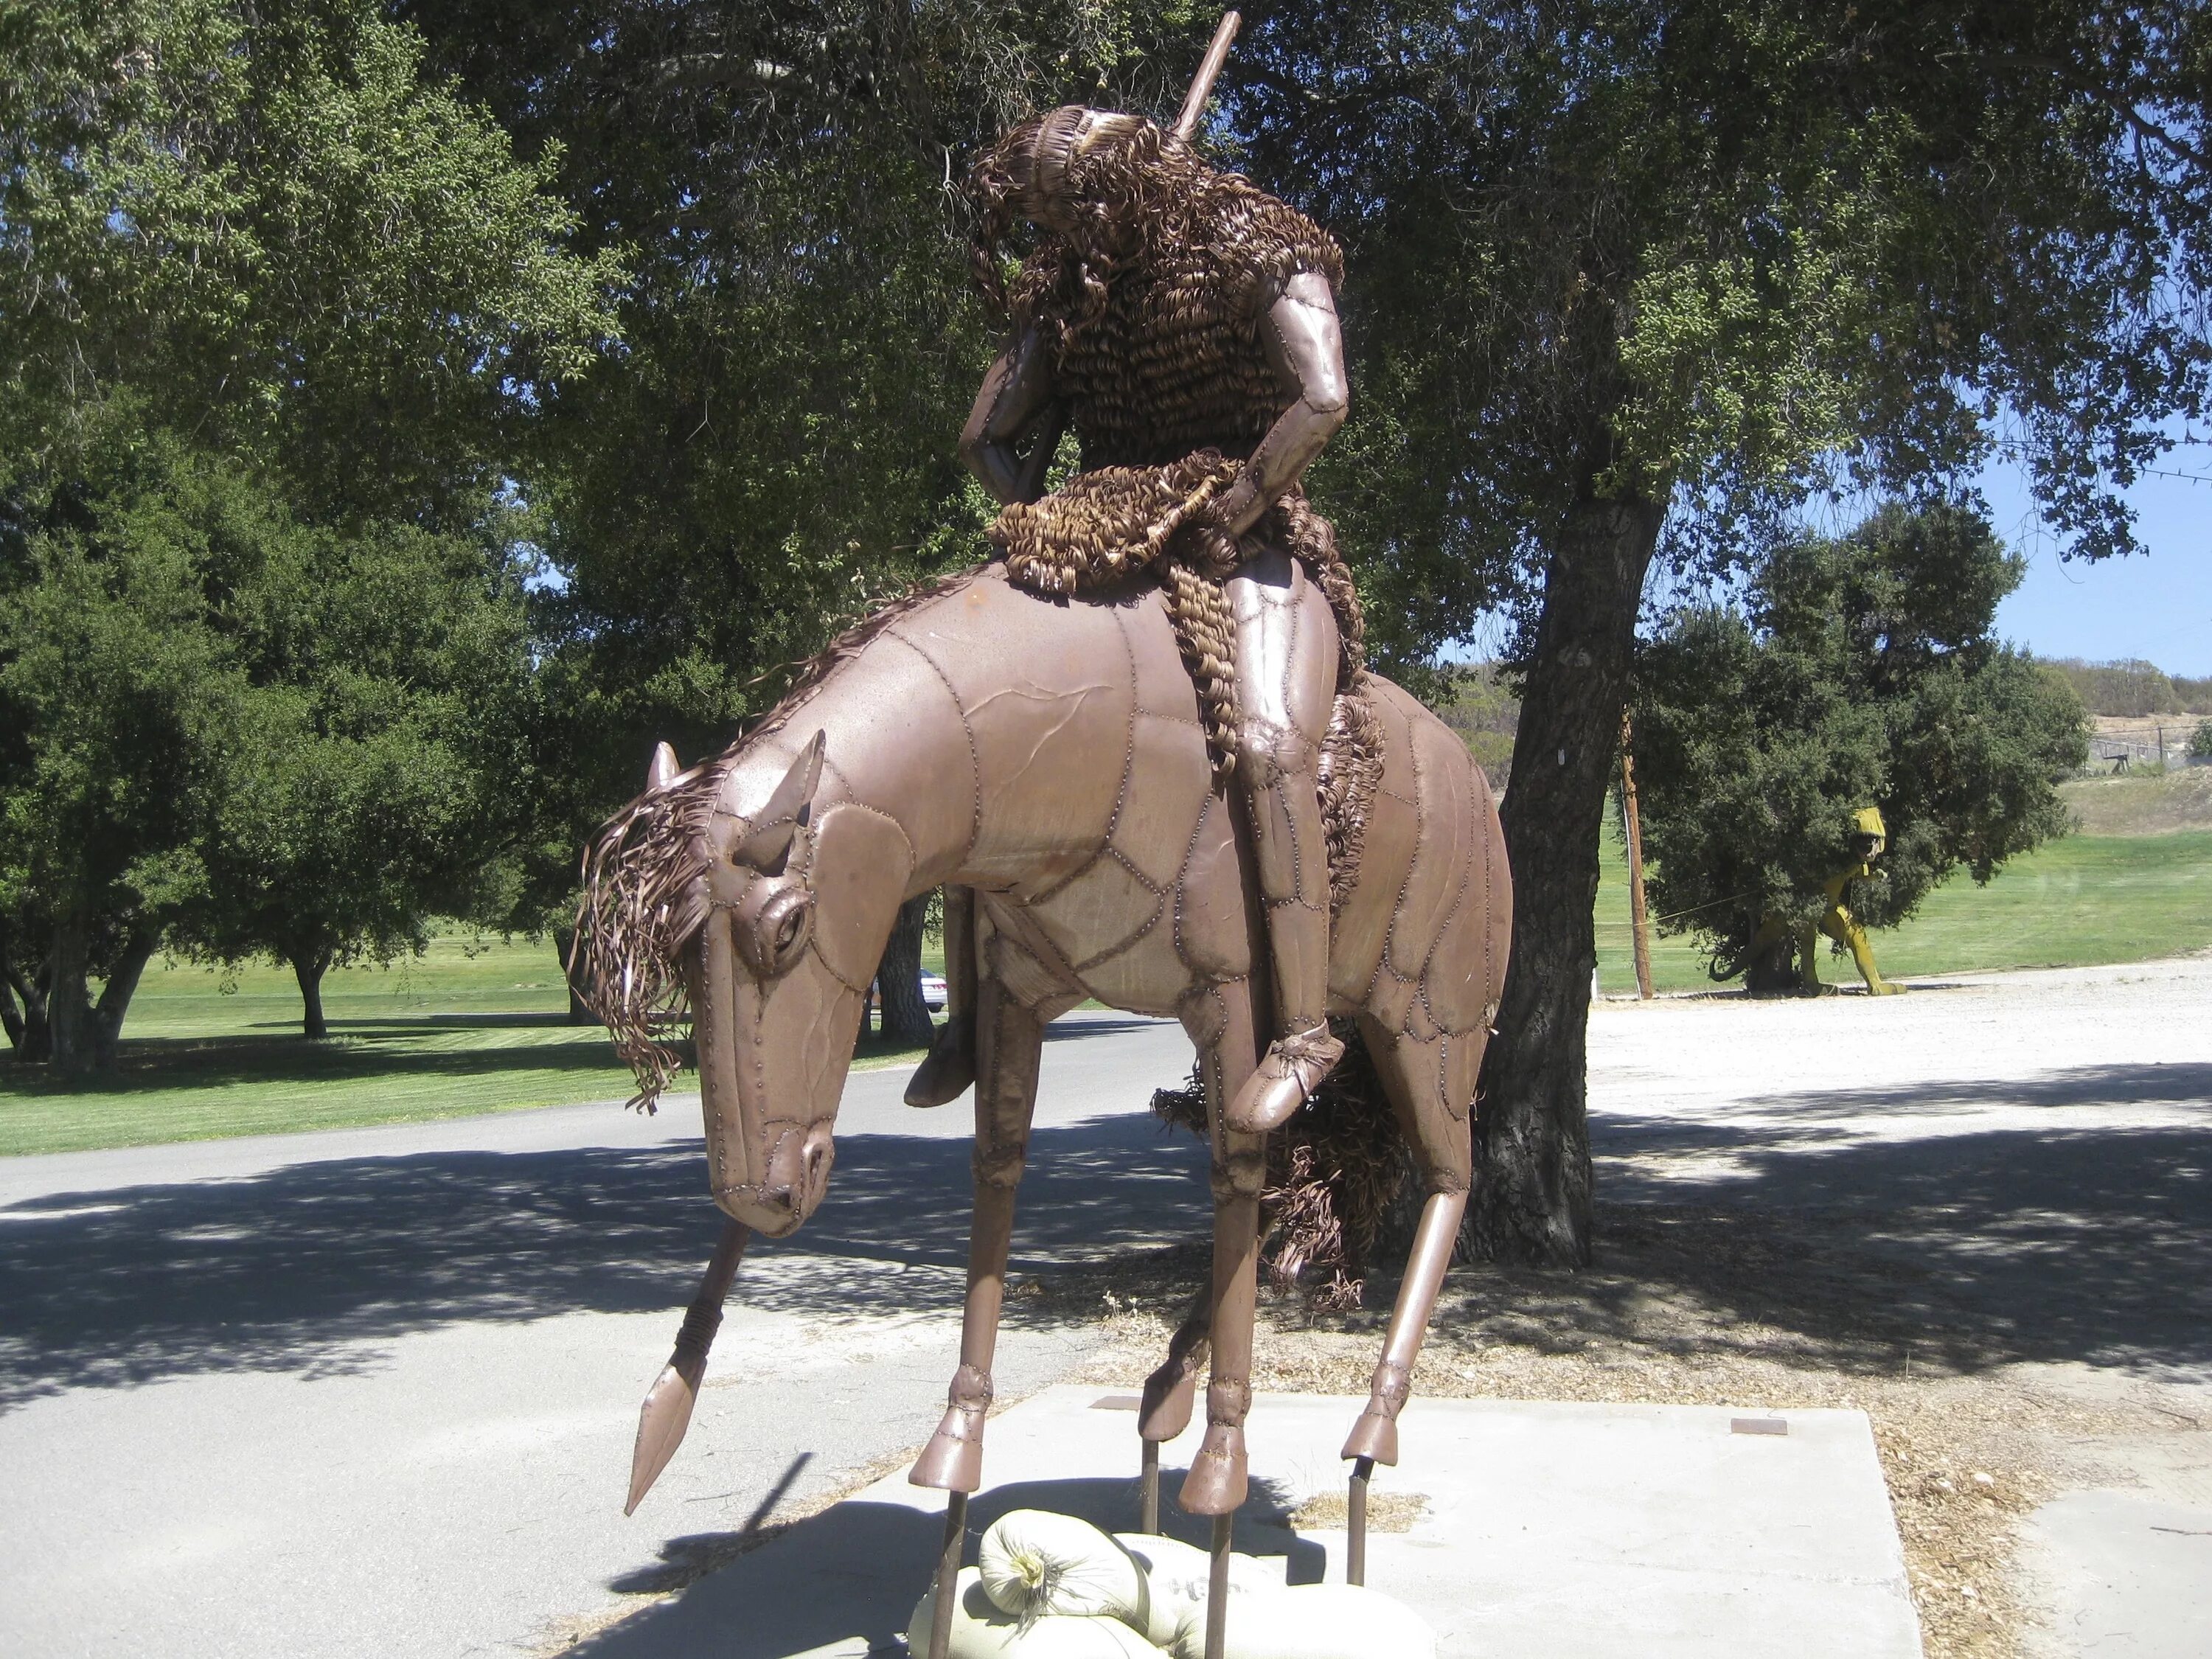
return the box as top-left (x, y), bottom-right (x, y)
top-left (1740, 807), bottom-right (1901, 995)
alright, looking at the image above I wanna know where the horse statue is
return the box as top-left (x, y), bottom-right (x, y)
top-left (574, 555), bottom-right (1508, 1658)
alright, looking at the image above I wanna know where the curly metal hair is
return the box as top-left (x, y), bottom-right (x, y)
top-left (967, 113), bottom-right (1329, 347)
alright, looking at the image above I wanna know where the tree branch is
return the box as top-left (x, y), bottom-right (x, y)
top-left (1998, 52), bottom-right (2208, 173)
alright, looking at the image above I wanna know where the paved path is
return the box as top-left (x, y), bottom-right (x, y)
top-left (1585, 957), bottom-right (2212, 1657)
top-left (0, 1012), bottom-right (1205, 1659)
top-left (6, 961), bottom-right (2208, 1656)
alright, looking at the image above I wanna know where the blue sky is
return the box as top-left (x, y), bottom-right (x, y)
top-left (1980, 451), bottom-right (2212, 677)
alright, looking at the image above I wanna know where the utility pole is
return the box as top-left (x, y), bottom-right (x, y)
top-left (1618, 710), bottom-right (1655, 1001)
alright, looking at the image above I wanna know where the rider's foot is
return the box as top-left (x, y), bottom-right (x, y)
top-left (904, 1015), bottom-right (976, 1107)
top-left (1225, 1023), bottom-right (1343, 1133)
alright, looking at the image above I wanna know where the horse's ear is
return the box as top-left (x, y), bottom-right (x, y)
top-left (646, 742), bottom-right (679, 793)
top-left (735, 731), bottom-right (826, 872)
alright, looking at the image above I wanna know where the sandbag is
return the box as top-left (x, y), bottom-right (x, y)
top-left (980, 1510), bottom-right (1147, 1624)
top-left (905, 1567), bottom-right (1162, 1659)
top-left (1109, 1533), bottom-right (1279, 1649)
top-left (919, 1511), bottom-right (1437, 1659)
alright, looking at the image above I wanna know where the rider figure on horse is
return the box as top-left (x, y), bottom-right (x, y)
top-left (909, 102), bottom-right (1357, 1133)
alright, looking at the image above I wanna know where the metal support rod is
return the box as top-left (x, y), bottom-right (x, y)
top-left (926, 1489), bottom-right (969, 1659)
top-left (1204, 1512), bottom-right (1234, 1659)
top-left (1346, 1455), bottom-right (1374, 1585)
top-left (1619, 709), bottom-right (1655, 1001)
top-left (1140, 1439), bottom-right (1161, 1534)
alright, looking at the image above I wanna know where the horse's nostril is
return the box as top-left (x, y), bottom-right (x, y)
top-left (800, 1124), bottom-right (835, 1199)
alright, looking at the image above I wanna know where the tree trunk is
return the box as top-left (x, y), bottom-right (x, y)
top-left (876, 892), bottom-right (935, 1046)
top-left (46, 912), bottom-right (94, 1076)
top-left (291, 949), bottom-right (333, 1040)
top-left (1468, 488), bottom-right (1665, 1267)
top-left (554, 925), bottom-right (595, 1025)
top-left (1743, 933), bottom-right (1799, 994)
top-left (89, 930), bottom-right (157, 1071)
top-left (2, 945), bottom-right (51, 1063)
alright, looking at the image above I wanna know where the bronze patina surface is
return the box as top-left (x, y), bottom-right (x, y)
top-left (573, 19), bottom-right (1510, 1655)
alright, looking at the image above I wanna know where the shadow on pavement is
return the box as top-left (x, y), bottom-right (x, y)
top-left (577, 1474), bottom-right (1321, 1659)
top-left (1540, 1059), bottom-right (2212, 1380)
top-left (0, 1114), bottom-right (1209, 1411)
top-left (0, 1030), bottom-right (629, 1096)
top-left (7, 1056), bottom-right (2205, 1413)
top-left (0, 1023), bottom-right (949, 1097)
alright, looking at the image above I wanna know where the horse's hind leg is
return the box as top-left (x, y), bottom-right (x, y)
top-left (1339, 1020), bottom-right (1481, 1582)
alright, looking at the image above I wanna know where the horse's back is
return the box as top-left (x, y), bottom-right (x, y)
top-left (872, 567), bottom-right (1506, 1037)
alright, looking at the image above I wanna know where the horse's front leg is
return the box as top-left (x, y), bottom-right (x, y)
top-left (1173, 978), bottom-right (1267, 1659)
top-left (908, 967), bottom-right (1045, 1659)
top-left (910, 970), bottom-right (1044, 1492)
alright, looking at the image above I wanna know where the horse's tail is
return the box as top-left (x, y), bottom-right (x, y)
top-left (1150, 1022), bottom-right (1406, 1310)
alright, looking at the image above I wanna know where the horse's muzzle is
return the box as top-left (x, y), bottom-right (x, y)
top-left (713, 1120), bottom-right (835, 1237)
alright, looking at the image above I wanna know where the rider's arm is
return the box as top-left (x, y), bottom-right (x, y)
top-left (1217, 271), bottom-right (1349, 535)
top-left (959, 324), bottom-right (1065, 505)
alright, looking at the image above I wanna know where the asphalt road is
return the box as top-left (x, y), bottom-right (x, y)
top-left (0, 1010), bottom-right (1206, 1659)
top-left (7, 963), bottom-right (2208, 1658)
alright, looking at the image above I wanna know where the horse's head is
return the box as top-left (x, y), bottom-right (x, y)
top-left (575, 729), bottom-right (912, 1237)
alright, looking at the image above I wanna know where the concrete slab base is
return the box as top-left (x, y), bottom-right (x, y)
top-left (574, 1385), bottom-right (1923, 1658)
top-left (2020, 1442), bottom-right (2212, 1658)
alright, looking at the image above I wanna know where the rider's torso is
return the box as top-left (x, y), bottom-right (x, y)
top-left (1049, 243), bottom-right (1284, 470)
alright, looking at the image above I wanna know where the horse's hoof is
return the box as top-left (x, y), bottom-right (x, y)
top-left (1138, 1363), bottom-right (1200, 1442)
top-left (909, 1366), bottom-right (991, 1492)
top-left (1339, 1408), bottom-right (1399, 1467)
top-left (1178, 1425), bottom-right (1248, 1514)
top-left (908, 1412), bottom-right (984, 1492)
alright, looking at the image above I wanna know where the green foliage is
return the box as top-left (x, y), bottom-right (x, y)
top-left (0, 1), bottom-right (614, 1062)
top-left (2191, 719), bottom-right (2212, 760)
top-left (1427, 667), bottom-right (1520, 787)
top-left (402, 1), bottom-right (1238, 917)
top-left (0, 0), bottom-right (621, 522)
top-left (2039, 656), bottom-right (2211, 717)
top-left (163, 503), bottom-right (537, 994)
top-left (0, 420), bottom-right (536, 1039)
top-left (1235, 1), bottom-right (2212, 658)
top-left (1630, 504), bottom-right (2090, 973)
top-left (0, 417), bottom-right (247, 944)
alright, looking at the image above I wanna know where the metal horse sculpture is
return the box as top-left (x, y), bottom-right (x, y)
top-left (577, 557), bottom-right (1508, 1658)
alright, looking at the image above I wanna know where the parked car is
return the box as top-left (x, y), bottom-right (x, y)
top-left (920, 973), bottom-right (948, 1012)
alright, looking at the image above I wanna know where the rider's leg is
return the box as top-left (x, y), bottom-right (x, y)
top-left (906, 886), bottom-right (978, 1107)
top-left (1224, 548), bottom-right (1342, 1134)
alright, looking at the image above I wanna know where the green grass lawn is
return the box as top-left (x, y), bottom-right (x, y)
top-left (8, 827), bottom-right (2204, 1155)
top-left (0, 931), bottom-right (940, 1157)
top-left (1595, 828), bottom-right (2212, 995)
